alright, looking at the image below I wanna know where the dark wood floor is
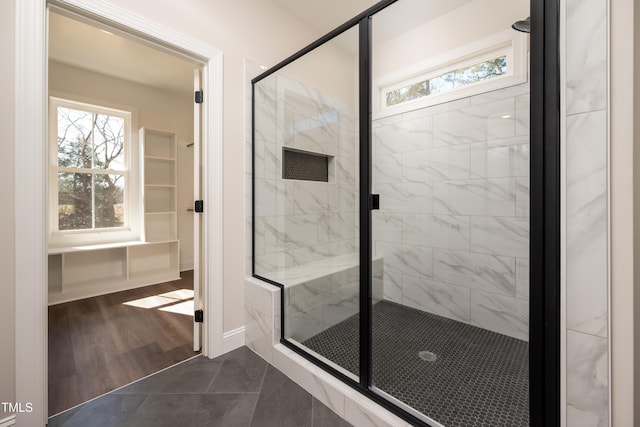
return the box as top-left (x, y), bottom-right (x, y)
top-left (48, 271), bottom-right (198, 416)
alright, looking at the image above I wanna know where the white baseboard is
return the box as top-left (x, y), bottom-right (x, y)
top-left (222, 326), bottom-right (245, 353)
top-left (0, 415), bottom-right (15, 427)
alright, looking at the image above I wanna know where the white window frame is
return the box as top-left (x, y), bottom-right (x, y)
top-left (48, 96), bottom-right (141, 247)
top-left (374, 30), bottom-right (529, 119)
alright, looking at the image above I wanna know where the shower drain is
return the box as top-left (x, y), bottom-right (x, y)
top-left (418, 351), bottom-right (437, 362)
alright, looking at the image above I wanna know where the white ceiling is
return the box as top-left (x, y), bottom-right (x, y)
top-left (48, 1), bottom-right (472, 93)
top-left (48, 12), bottom-right (198, 94)
top-left (272, 0), bottom-right (378, 34)
top-left (272, 0), bottom-right (472, 41)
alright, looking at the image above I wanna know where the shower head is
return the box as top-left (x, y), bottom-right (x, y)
top-left (512, 17), bottom-right (530, 33)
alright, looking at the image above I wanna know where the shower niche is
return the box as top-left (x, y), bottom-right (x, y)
top-left (252, 0), bottom-right (538, 425)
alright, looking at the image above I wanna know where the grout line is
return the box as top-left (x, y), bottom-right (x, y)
top-left (311, 395), bottom-right (316, 426)
top-left (122, 394), bottom-right (152, 427)
top-left (204, 358), bottom-right (225, 392)
top-left (247, 362), bottom-right (270, 425)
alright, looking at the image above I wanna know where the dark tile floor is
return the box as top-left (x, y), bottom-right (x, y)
top-left (303, 301), bottom-right (529, 427)
top-left (48, 346), bottom-right (351, 427)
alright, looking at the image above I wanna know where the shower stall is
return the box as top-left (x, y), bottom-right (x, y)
top-left (251, 0), bottom-right (556, 425)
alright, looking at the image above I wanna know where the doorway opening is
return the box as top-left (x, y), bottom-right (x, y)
top-left (46, 6), bottom-right (204, 418)
top-left (14, 1), bottom-right (224, 423)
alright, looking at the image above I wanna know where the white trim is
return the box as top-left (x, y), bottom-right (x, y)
top-left (15, 1), bottom-right (224, 425)
top-left (0, 415), bottom-right (15, 427)
top-left (203, 40), bottom-right (225, 358)
top-left (222, 326), bottom-right (246, 353)
top-left (48, 96), bottom-right (138, 246)
top-left (374, 29), bottom-right (528, 119)
top-left (15, 0), bottom-right (48, 424)
top-left (605, 0), bottom-right (612, 424)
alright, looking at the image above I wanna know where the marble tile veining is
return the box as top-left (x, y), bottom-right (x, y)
top-left (402, 145), bottom-right (470, 182)
top-left (433, 178), bottom-right (516, 216)
top-left (566, 330), bottom-right (609, 427)
top-left (373, 212), bottom-right (403, 243)
top-left (515, 258), bottom-right (529, 300)
top-left (470, 137), bottom-right (529, 179)
top-left (515, 176), bottom-right (530, 217)
top-left (566, 111), bottom-right (608, 338)
top-left (402, 275), bottom-right (471, 322)
top-left (376, 182), bottom-right (433, 214)
top-left (377, 242), bottom-right (434, 279)
top-left (470, 216), bottom-right (529, 259)
top-left (434, 249), bottom-right (515, 296)
top-left (566, 0), bottom-right (607, 115)
top-left (470, 291), bottom-right (528, 341)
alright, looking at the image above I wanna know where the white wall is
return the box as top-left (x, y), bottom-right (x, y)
top-left (610, 0), bottom-right (638, 424)
top-left (49, 61), bottom-right (195, 270)
top-left (0, 0), bottom-right (15, 417)
top-left (278, 27), bottom-right (359, 107)
top-left (373, 0), bottom-right (528, 78)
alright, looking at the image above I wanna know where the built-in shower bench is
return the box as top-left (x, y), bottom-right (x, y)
top-left (261, 253), bottom-right (383, 342)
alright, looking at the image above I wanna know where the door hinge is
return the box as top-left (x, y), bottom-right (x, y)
top-left (195, 309), bottom-right (204, 323)
top-left (194, 200), bottom-right (204, 213)
top-left (195, 90), bottom-right (204, 104)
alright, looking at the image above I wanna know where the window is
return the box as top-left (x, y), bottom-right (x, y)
top-left (376, 30), bottom-right (528, 117)
top-left (49, 97), bottom-right (137, 244)
top-left (385, 55), bottom-right (508, 107)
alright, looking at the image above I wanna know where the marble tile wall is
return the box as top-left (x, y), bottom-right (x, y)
top-left (564, 0), bottom-right (609, 423)
top-left (248, 64), bottom-right (363, 344)
top-left (372, 83), bottom-right (530, 341)
top-left (252, 75), bottom-right (358, 276)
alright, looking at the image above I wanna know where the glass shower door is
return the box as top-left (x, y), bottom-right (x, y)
top-left (370, 1), bottom-right (531, 425)
top-left (252, 25), bottom-right (361, 381)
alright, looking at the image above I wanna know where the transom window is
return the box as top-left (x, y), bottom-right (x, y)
top-left (385, 55), bottom-right (507, 107)
top-left (50, 97), bottom-right (132, 235)
top-left (376, 30), bottom-right (528, 117)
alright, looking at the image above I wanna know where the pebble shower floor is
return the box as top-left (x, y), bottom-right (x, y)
top-left (302, 301), bottom-right (529, 427)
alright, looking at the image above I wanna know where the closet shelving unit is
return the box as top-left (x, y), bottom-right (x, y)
top-left (47, 128), bottom-right (180, 305)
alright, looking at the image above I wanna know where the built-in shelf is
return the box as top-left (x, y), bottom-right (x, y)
top-left (47, 127), bottom-right (181, 305)
top-left (143, 129), bottom-right (176, 158)
top-left (142, 127), bottom-right (178, 242)
top-left (145, 158), bottom-right (176, 185)
top-left (47, 240), bottom-right (180, 305)
top-left (144, 213), bottom-right (177, 242)
top-left (144, 155), bottom-right (175, 161)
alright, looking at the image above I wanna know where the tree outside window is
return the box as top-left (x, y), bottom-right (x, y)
top-left (55, 104), bottom-right (128, 231)
top-left (385, 55), bottom-right (508, 107)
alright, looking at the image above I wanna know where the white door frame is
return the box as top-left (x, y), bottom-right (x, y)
top-left (15, 1), bottom-right (224, 424)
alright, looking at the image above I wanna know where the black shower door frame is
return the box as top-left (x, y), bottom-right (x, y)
top-left (251, 0), bottom-right (560, 425)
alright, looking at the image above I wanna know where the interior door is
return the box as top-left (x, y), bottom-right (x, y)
top-left (193, 68), bottom-right (203, 351)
